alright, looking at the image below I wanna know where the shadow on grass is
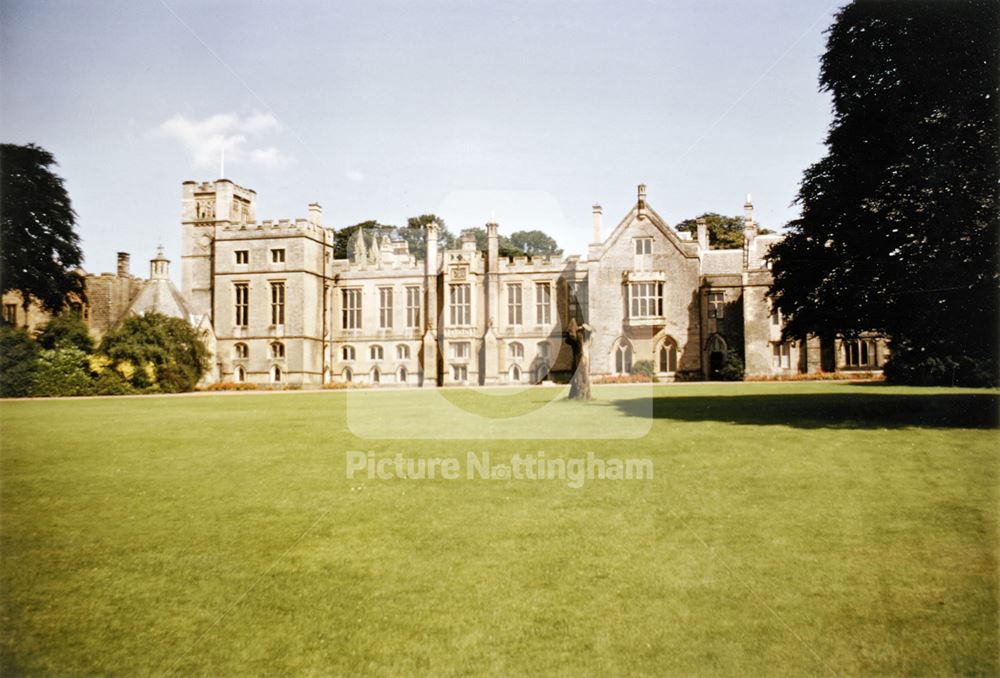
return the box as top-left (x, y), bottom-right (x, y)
top-left (613, 391), bottom-right (999, 429)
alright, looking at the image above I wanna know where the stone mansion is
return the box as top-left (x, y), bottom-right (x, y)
top-left (3, 178), bottom-right (888, 386)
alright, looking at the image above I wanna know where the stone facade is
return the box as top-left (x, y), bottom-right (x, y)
top-left (3, 178), bottom-right (889, 385)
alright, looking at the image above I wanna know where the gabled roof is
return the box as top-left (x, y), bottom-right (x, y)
top-left (590, 199), bottom-right (699, 261)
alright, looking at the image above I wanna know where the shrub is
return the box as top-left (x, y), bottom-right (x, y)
top-left (36, 312), bottom-right (93, 353)
top-left (0, 324), bottom-right (40, 397)
top-left (99, 313), bottom-right (210, 392)
top-left (204, 382), bottom-right (260, 391)
top-left (883, 340), bottom-right (998, 387)
top-left (593, 374), bottom-right (652, 384)
top-left (91, 369), bottom-right (136, 395)
top-left (322, 381), bottom-right (368, 390)
top-left (630, 359), bottom-right (654, 378)
top-left (32, 347), bottom-right (94, 396)
top-left (718, 349), bottom-right (744, 381)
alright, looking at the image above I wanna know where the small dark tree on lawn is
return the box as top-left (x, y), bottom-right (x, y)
top-left (37, 311), bottom-right (93, 353)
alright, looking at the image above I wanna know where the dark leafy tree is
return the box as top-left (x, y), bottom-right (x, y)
top-left (767, 0), bottom-right (999, 386)
top-left (99, 313), bottom-right (210, 392)
top-left (399, 214), bottom-right (455, 260)
top-left (1, 144), bottom-right (86, 315)
top-left (334, 220), bottom-right (395, 260)
top-left (0, 324), bottom-right (39, 397)
top-left (36, 311), bottom-right (93, 353)
top-left (508, 230), bottom-right (562, 257)
top-left (459, 227), bottom-right (525, 257)
top-left (675, 213), bottom-right (773, 249)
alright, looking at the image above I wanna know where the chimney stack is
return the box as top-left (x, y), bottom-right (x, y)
top-left (637, 184), bottom-right (647, 209)
top-left (592, 204), bottom-right (603, 243)
top-left (308, 202), bottom-right (322, 227)
top-left (117, 252), bottom-right (130, 277)
top-left (696, 218), bottom-right (709, 251)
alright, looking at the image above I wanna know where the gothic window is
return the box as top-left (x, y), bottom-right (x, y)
top-left (406, 286), bottom-right (421, 328)
top-left (398, 367), bottom-right (408, 383)
top-left (271, 248), bottom-right (285, 264)
top-left (341, 345), bottom-right (355, 361)
top-left (372, 367), bottom-right (381, 384)
top-left (3, 303), bottom-right (17, 325)
top-left (370, 345), bottom-right (384, 361)
top-left (507, 283), bottom-right (523, 325)
top-left (397, 344), bottom-right (410, 360)
top-left (234, 366), bottom-right (246, 383)
top-left (613, 339), bottom-right (633, 375)
top-left (234, 283), bottom-right (249, 327)
top-left (233, 343), bottom-right (248, 360)
top-left (270, 365), bottom-right (282, 383)
top-left (235, 250), bottom-right (249, 265)
top-left (342, 289), bottom-right (361, 329)
top-left (707, 291), bottom-right (725, 319)
top-left (535, 282), bottom-right (551, 324)
top-left (449, 284), bottom-right (471, 326)
top-left (510, 365), bottom-right (521, 381)
top-left (270, 341), bottom-right (285, 359)
top-left (509, 341), bottom-right (524, 360)
top-left (343, 367), bottom-right (353, 382)
top-left (658, 338), bottom-right (678, 373)
top-left (270, 281), bottom-right (285, 325)
top-left (379, 287), bottom-right (394, 329)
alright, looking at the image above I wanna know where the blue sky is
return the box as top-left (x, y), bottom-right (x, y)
top-left (1, 0), bottom-right (840, 277)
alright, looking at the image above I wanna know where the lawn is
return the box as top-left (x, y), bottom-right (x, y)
top-left (0, 382), bottom-right (997, 676)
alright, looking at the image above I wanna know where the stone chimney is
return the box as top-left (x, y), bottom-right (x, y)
top-left (696, 218), bottom-right (709, 251)
top-left (592, 204), bottom-right (602, 243)
top-left (308, 202), bottom-right (322, 227)
top-left (117, 252), bottom-right (130, 277)
top-left (637, 184), bottom-right (647, 209)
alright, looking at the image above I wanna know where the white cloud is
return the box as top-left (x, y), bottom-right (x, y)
top-left (154, 112), bottom-right (293, 170)
top-left (345, 169), bottom-right (366, 182)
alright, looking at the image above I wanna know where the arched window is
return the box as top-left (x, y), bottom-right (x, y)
top-left (511, 364), bottom-right (521, 382)
top-left (397, 344), bottom-right (410, 360)
top-left (270, 341), bottom-right (285, 359)
top-left (613, 339), bottom-right (633, 375)
top-left (234, 366), bottom-right (246, 383)
top-left (370, 345), bottom-right (383, 361)
top-left (372, 367), bottom-right (381, 384)
top-left (343, 367), bottom-right (353, 382)
top-left (341, 345), bottom-right (355, 361)
top-left (509, 342), bottom-right (524, 360)
top-left (270, 365), bottom-right (282, 383)
top-left (233, 343), bottom-right (248, 360)
top-left (398, 366), bottom-right (408, 383)
top-left (537, 341), bottom-right (550, 359)
top-left (657, 338), bottom-right (678, 373)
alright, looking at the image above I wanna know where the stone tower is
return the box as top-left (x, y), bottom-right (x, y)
top-left (180, 179), bottom-right (257, 320)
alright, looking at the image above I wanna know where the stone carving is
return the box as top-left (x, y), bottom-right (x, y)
top-left (195, 198), bottom-right (215, 221)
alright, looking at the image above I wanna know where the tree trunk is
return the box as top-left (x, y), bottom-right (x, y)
top-left (567, 320), bottom-right (592, 400)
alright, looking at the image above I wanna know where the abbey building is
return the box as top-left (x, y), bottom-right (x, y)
top-left (3, 178), bottom-right (889, 385)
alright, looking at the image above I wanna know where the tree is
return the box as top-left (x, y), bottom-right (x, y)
top-left (36, 311), bottom-right (93, 353)
top-left (400, 214), bottom-right (455, 260)
top-left (1, 144), bottom-right (86, 315)
top-left (674, 213), bottom-right (773, 249)
top-left (767, 0), bottom-right (999, 386)
top-left (99, 313), bottom-right (210, 392)
top-left (334, 220), bottom-right (395, 260)
top-left (459, 227), bottom-right (525, 257)
top-left (508, 230), bottom-right (562, 257)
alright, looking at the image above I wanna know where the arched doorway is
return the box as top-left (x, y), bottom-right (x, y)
top-left (706, 335), bottom-right (727, 380)
top-left (234, 366), bottom-right (246, 383)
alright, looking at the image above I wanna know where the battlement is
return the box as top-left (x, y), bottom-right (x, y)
top-left (217, 219), bottom-right (333, 240)
top-left (498, 252), bottom-right (575, 271)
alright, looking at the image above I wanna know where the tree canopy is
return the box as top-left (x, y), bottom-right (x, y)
top-left (99, 313), bottom-right (211, 392)
top-left (1, 143), bottom-right (86, 314)
top-left (675, 213), bottom-right (773, 249)
top-left (767, 0), bottom-right (999, 386)
top-left (507, 230), bottom-right (562, 257)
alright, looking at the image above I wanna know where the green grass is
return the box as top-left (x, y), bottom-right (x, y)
top-left (1, 382), bottom-right (997, 676)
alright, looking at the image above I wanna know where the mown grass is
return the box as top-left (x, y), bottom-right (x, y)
top-left (0, 382), bottom-right (997, 676)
